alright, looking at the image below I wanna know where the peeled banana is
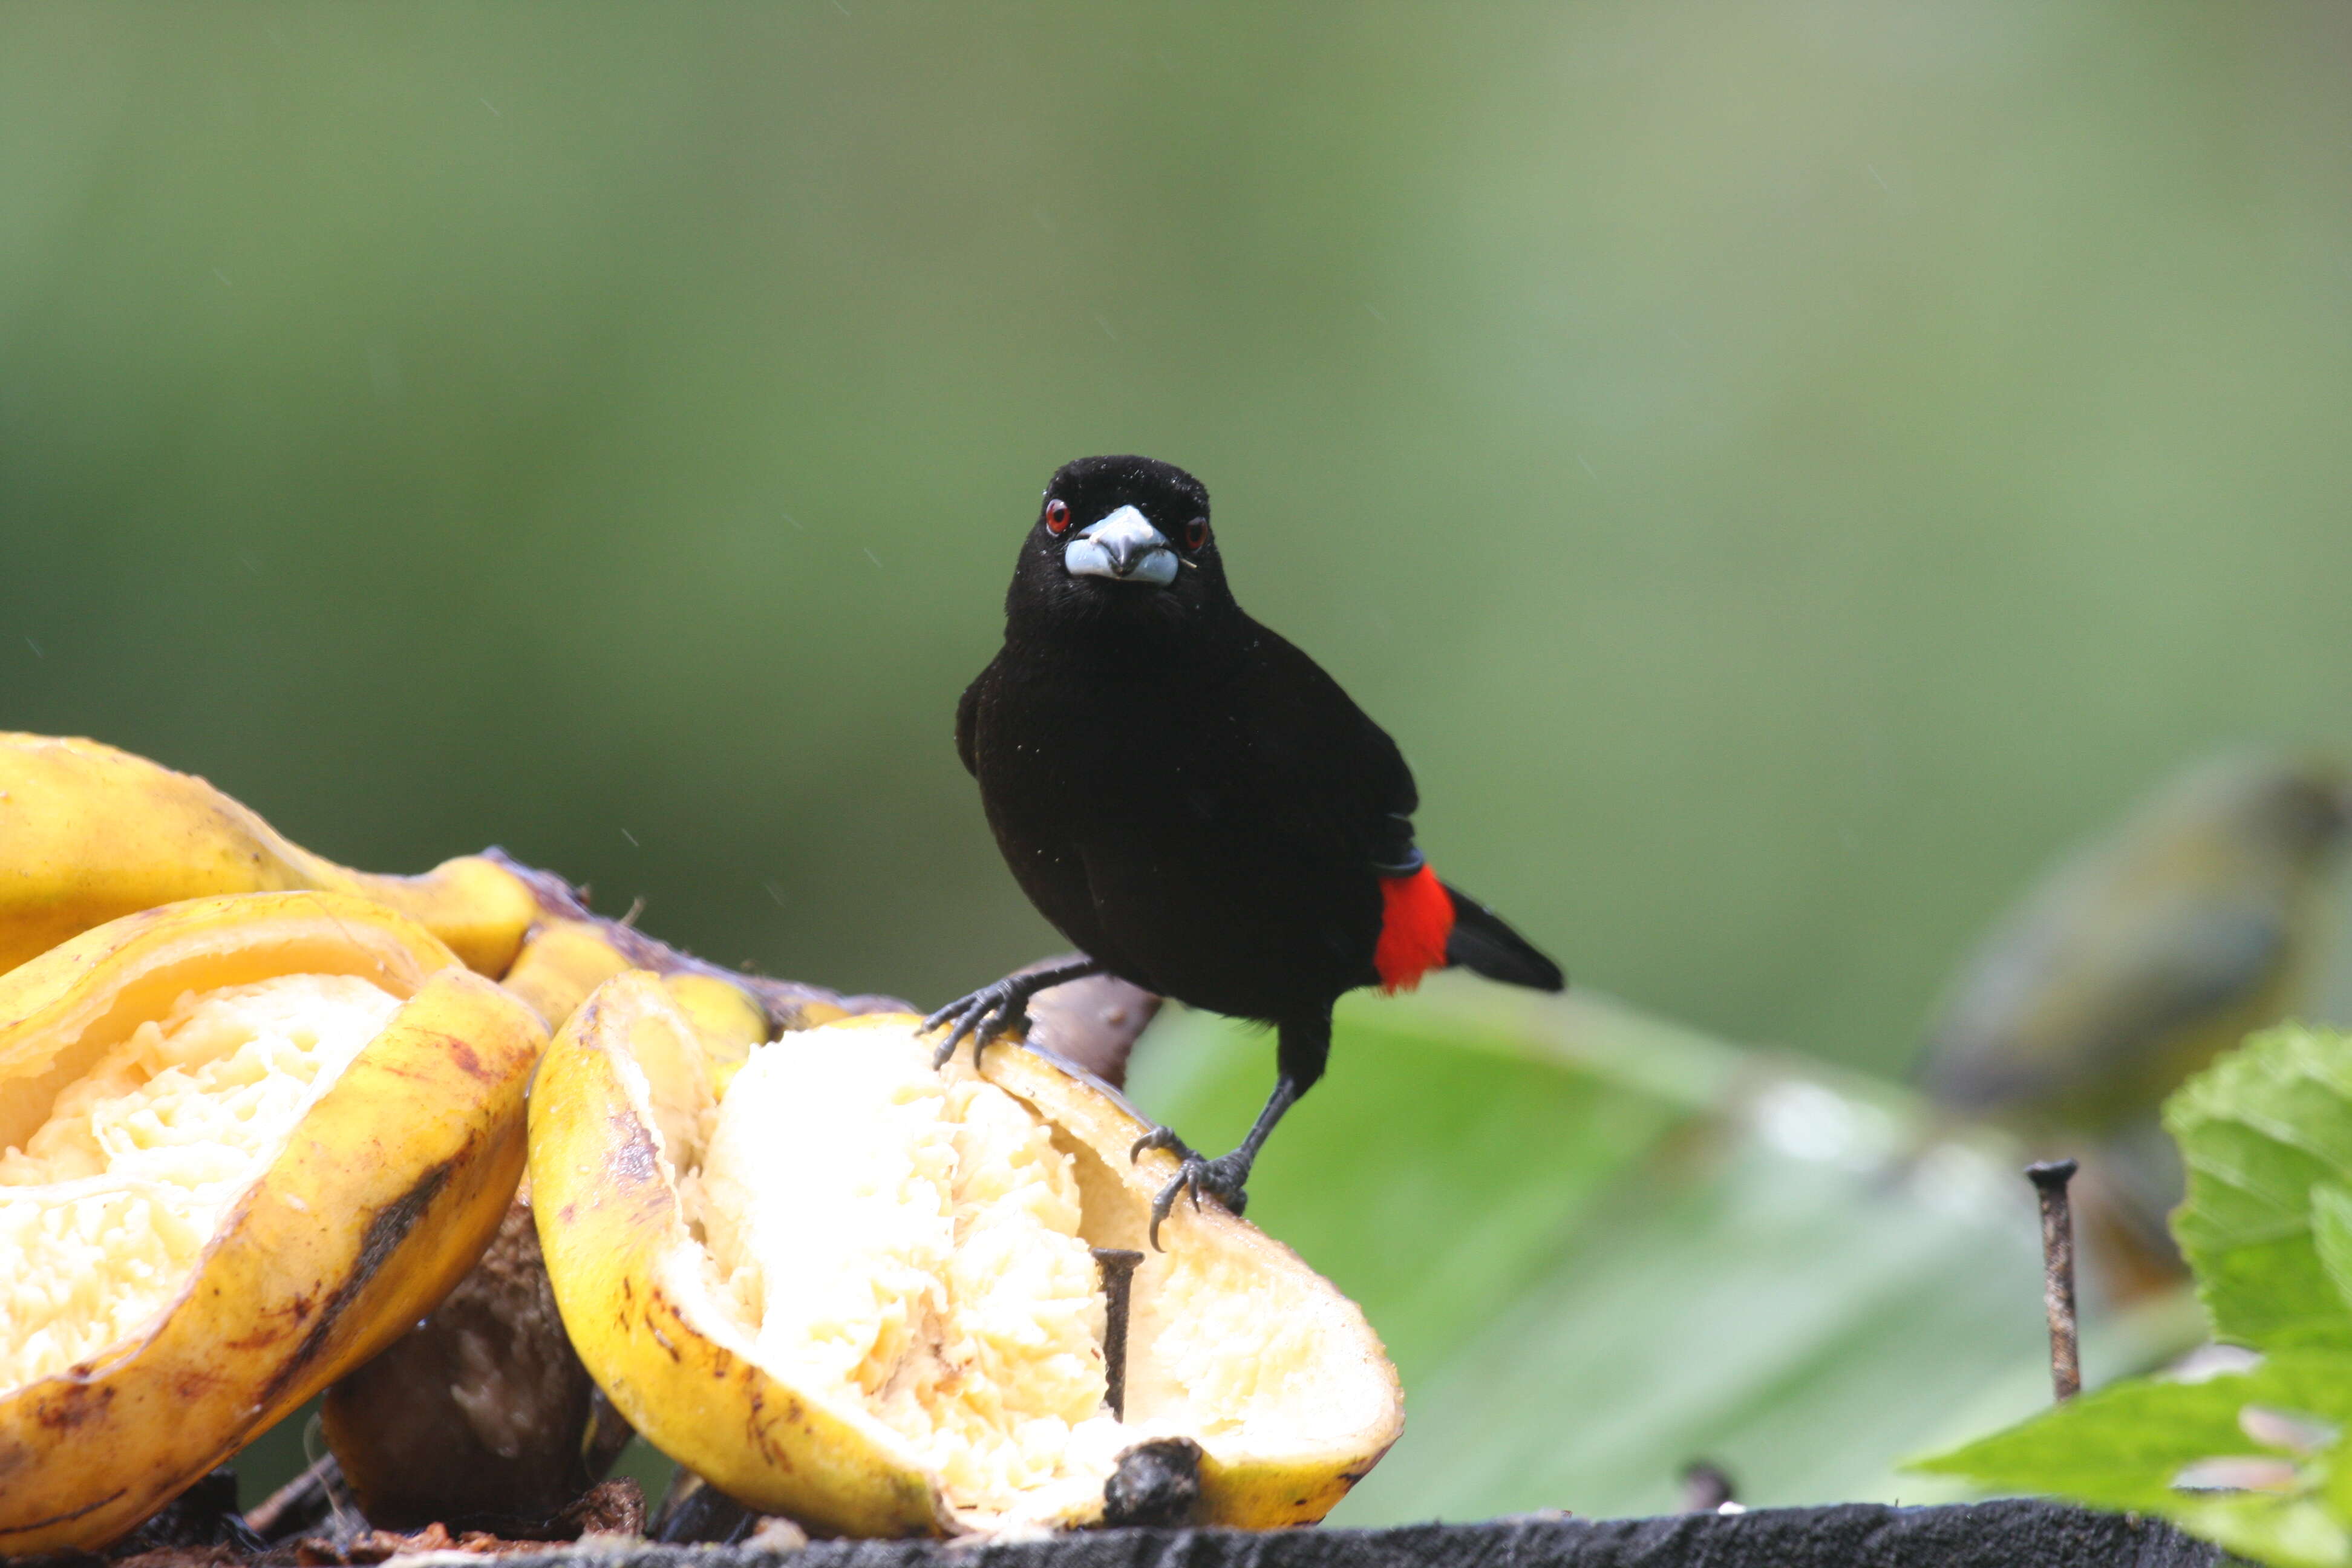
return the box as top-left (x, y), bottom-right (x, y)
top-left (0, 893), bottom-right (546, 1554)
top-left (530, 976), bottom-right (1403, 1538)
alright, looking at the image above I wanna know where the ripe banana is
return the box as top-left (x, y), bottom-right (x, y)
top-left (0, 734), bottom-right (537, 977)
top-left (531, 978), bottom-right (1403, 1537)
top-left (0, 893), bottom-right (545, 1554)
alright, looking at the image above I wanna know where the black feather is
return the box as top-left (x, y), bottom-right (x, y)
top-left (1444, 883), bottom-right (1566, 991)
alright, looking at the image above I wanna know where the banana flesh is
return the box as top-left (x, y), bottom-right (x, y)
top-left (0, 893), bottom-right (546, 1554)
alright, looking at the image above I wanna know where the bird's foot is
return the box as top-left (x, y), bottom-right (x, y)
top-left (1129, 1127), bottom-right (1252, 1250)
top-left (923, 979), bottom-right (1034, 1070)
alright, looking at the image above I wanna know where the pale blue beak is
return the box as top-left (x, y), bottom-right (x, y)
top-left (1065, 505), bottom-right (1178, 586)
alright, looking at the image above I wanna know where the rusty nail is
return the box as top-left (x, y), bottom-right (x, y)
top-left (2026, 1158), bottom-right (2081, 1402)
top-left (1093, 1246), bottom-right (1145, 1420)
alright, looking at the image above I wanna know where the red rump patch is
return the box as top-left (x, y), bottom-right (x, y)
top-left (1376, 864), bottom-right (1454, 993)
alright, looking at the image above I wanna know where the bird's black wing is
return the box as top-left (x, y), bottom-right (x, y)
top-left (1237, 621), bottom-right (1562, 993)
top-left (1234, 619), bottom-right (1420, 871)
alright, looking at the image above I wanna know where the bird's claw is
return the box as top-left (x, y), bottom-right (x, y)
top-left (1129, 1129), bottom-right (1250, 1250)
top-left (922, 982), bottom-right (1031, 1070)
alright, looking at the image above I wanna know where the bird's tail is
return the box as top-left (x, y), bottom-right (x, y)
top-left (1443, 883), bottom-right (1566, 991)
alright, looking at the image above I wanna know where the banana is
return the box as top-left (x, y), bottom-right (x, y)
top-left (0, 733), bottom-right (538, 976)
top-left (0, 893), bottom-right (545, 1554)
top-left (496, 918), bottom-right (639, 1034)
top-left (319, 912), bottom-right (782, 1534)
top-left (498, 915), bottom-right (824, 1096)
top-left (531, 977), bottom-right (1403, 1537)
top-left (486, 848), bottom-right (892, 1036)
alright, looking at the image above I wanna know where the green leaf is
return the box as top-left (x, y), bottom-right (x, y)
top-left (2311, 1183), bottom-right (2352, 1316)
top-left (1915, 1350), bottom-right (2352, 1568)
top-left (2166, 1027), bottom-right (2352, 1350)
top-left (1129, 978), bottom-right (2199, 1522)
top-left (1128, 985), bottom-right (1711, 1388)
top-left (1914, 1028), bottom-right (2352, 1567)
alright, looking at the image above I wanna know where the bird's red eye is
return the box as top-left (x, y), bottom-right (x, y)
top-left (1044, 499), bottom-right (1071, 535)
top-left (1185, 517), bottom-right (1208, 551)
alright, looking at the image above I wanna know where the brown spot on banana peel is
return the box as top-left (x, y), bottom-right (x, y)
top-left (260, 1156), bottom-right (457, 1408)
top-left (223, 1324), bottom-right (289, 1351)
top-left (445, 1037), bottom-right (495, 1083)
top-left (607, 1116), bottom-right (660, 1191)
top-left (31, 1383), bottom-right (116, 1431)
top-left (603, 1116), bottom-right (674, 1229)
top-left (745, 1390), bottom-right (794, 1472)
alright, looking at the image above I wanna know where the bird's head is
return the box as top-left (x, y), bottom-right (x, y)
top-left (2159, 752), bottom-right (2351, 874)
top-left (1005, 455), bottom-right (1235, 639)
top-left (2246, 757), bottom-right (2352, 864)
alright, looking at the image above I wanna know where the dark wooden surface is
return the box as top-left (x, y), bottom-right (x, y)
top-left (446, 1501), bottom-right (2219, 1568)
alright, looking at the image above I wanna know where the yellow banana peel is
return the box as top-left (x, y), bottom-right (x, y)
top-left (497, 913), bottom-right (845, 1094)
top-left (0, 733), bottom-right (537, 976)
top-left (498, 918), bottom-right (640, 1034)
top-left (531, 976), bottom-right (1402, 1538)
top-left (320, 912), bottom-right (775, 1534)
top-left (0, 893), bottom-right (546, 1553)
top-left (314, 844), bottom-right (892, 1534)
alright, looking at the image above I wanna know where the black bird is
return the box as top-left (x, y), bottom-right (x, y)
top-left (927, 455), bottom-right (1564, 1245)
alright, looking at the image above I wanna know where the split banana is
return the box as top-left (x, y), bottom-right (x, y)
top-left (0, 893), bottom-right (545, 1554)
top-left (530, 976), bottom-right (1403, 1538)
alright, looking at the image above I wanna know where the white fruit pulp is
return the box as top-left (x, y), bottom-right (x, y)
top-left (685, 1032), bottom-right (1126, 1517)
top-left (0, 975), bottom-right (399, 1390)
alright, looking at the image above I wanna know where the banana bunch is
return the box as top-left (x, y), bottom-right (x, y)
top-left (0, 734), bottom-right (1402, 1549)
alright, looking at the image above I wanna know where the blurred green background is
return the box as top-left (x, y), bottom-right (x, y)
top-left (7, 2), bottom-right (2349, 1074)
top-left (7, 1), bottom-right (2352, 1527)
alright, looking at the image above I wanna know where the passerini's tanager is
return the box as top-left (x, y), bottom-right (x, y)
top-left (927, 455), bottom-right (1564, 1245)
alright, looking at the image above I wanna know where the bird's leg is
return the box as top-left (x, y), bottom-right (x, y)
top-left (1131, 1079), bottom-right (1299, 1247)
top-left (924, 955), bottom-right (1106, 1070)
top-left (1132, 1010), bottom-right (1330, 1249)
